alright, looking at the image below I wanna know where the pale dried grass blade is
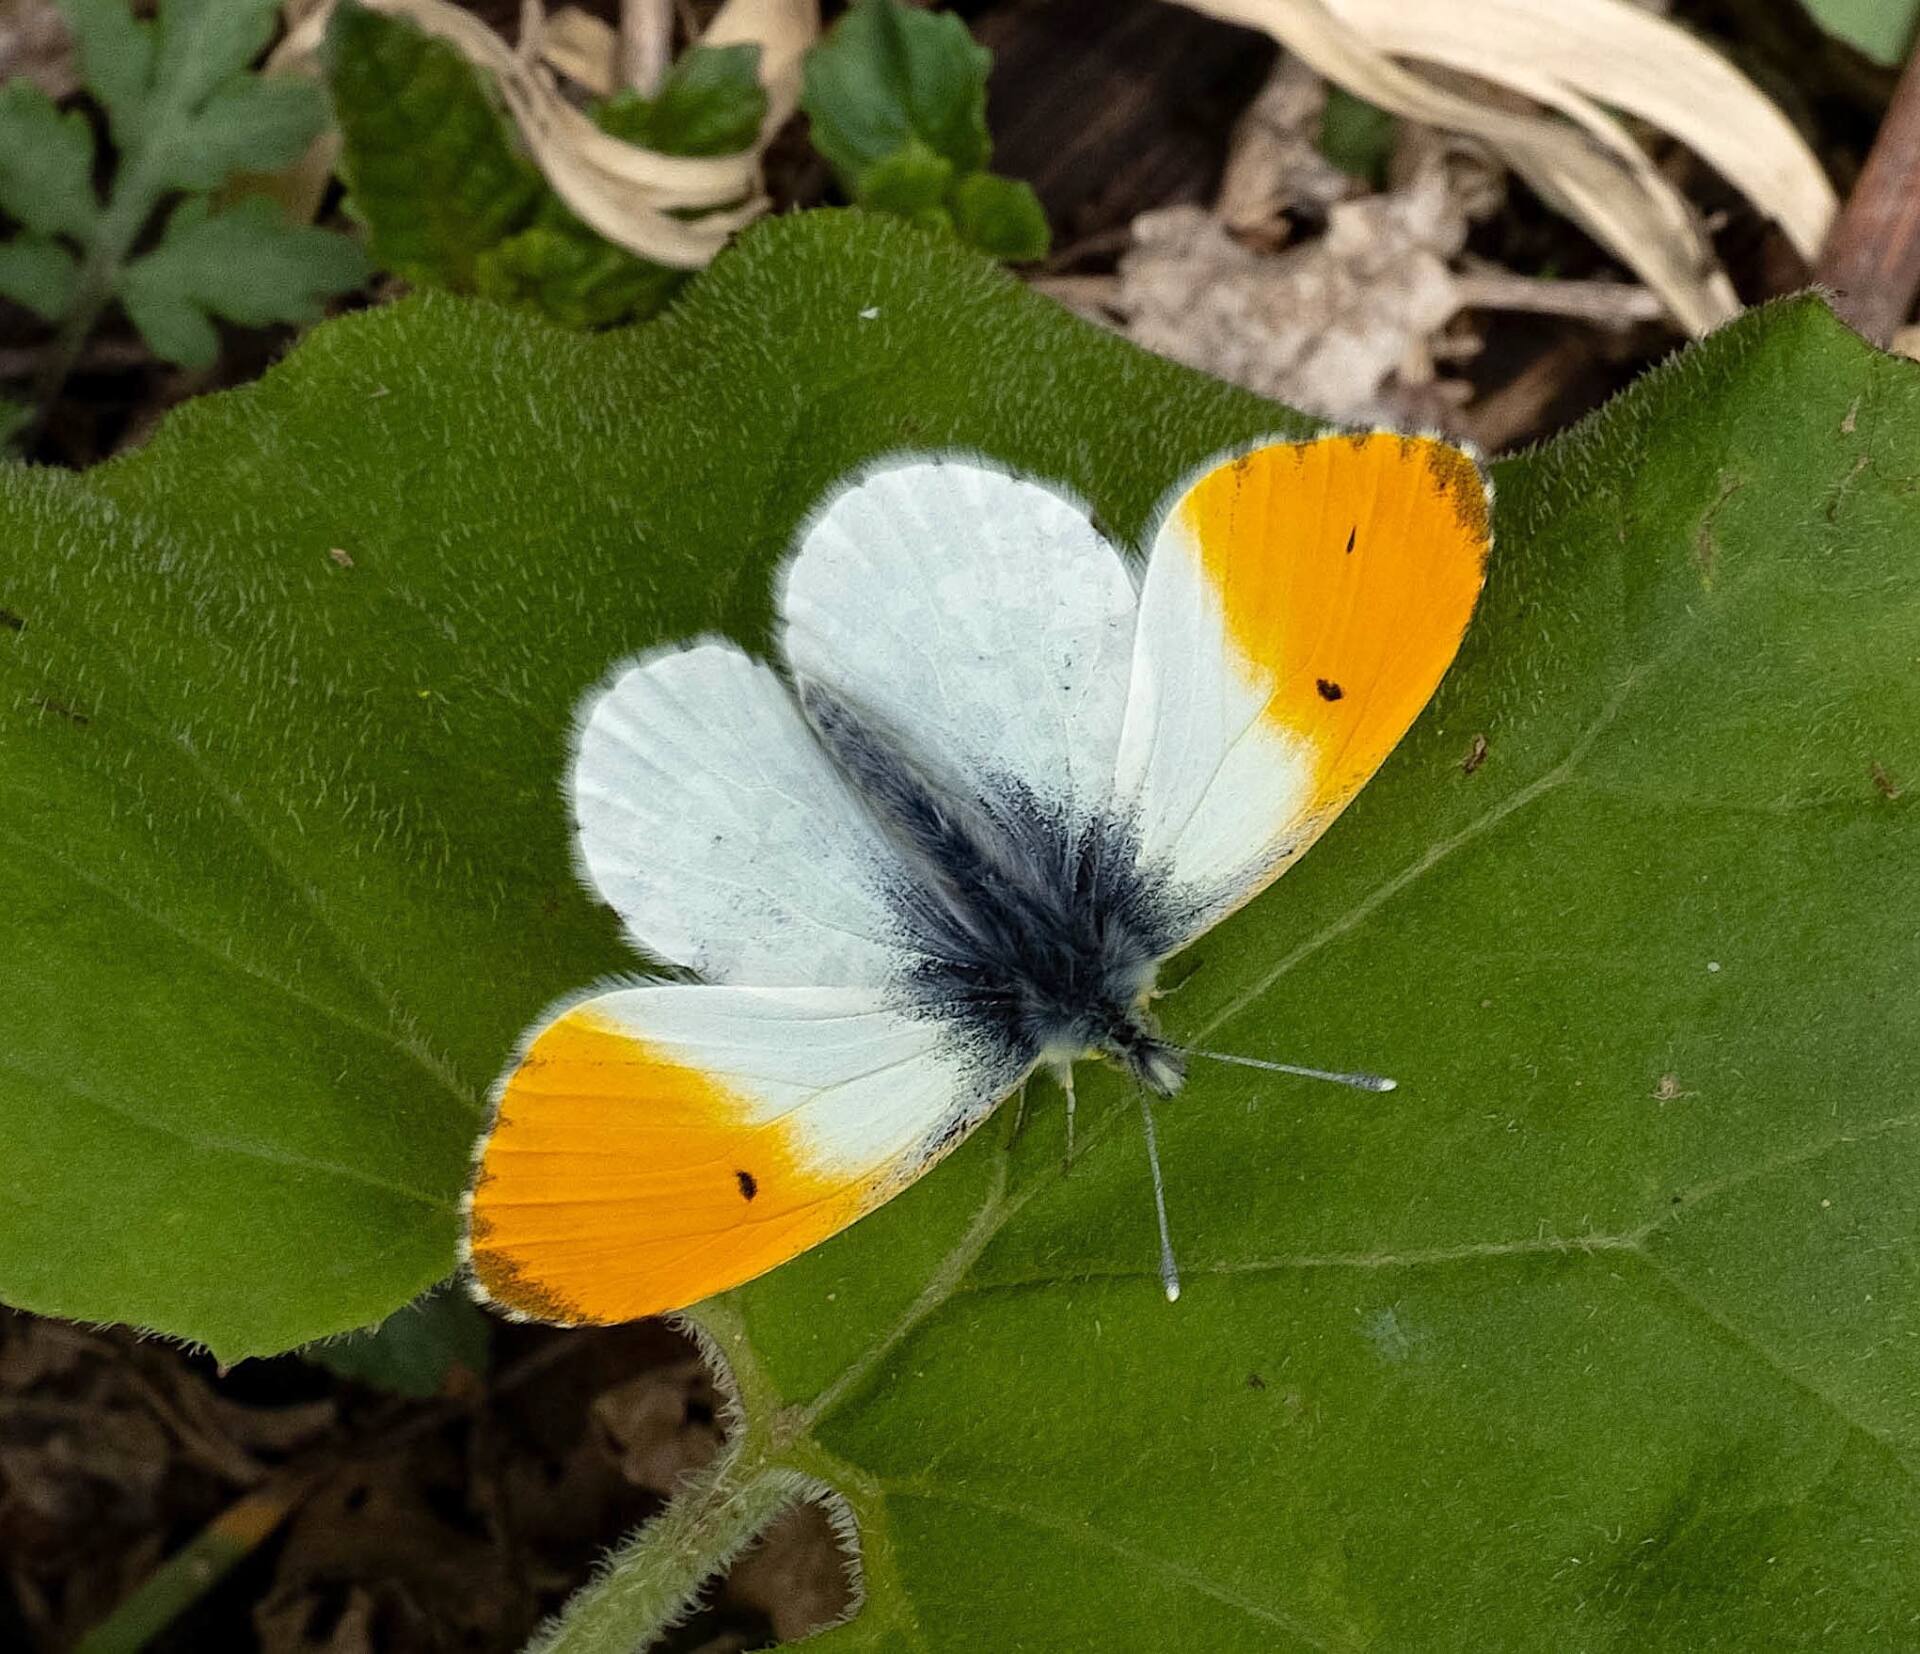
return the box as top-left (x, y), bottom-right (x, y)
top-left (1325, 0), bottom-right (1835, 260)
top-left (274, 0), bottom-right (334, 65)
top-left (1452, 269), bottom-right (1666, 326)
top-left (542, 0), bottom-right (816, 120)
top-left (540, 6), bottom-right (620, 95)
top-left (621, 0), bottom-right (674, 95)
top-left (1168, 0), bottom-right (1822, 334)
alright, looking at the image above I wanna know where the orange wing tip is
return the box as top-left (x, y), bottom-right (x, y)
top-left (463, 1002), bottom-right (882, 1325)
top-left (1169, 429), bottom-right (1492, 830)
top-left (458, 1160), bottom-right (597, 1325)
top-left (1182, 430), bottom-right (1492, 549)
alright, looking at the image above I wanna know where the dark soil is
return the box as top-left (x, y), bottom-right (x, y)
top-left (0, 1311), bottom-right (850, 1652)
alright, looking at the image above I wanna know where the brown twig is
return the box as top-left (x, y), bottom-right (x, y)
top-left (1817, 42), bottom-right (1920, 344)
top-left (1029, 268), bottom-right (1666, 330)
top-left (1451, 271), bottom-right (1666, 328)
top-left (0, 337), bottom-right (153, 384)
top-left (621, 0), bottom-right (673, 94)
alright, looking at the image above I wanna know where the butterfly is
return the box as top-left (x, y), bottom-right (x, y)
top-left (464, 432), bottom-right (1490, 1323)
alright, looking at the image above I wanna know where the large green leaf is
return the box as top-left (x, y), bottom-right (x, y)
top-left (3, 213), bottom-right (1917, 1648)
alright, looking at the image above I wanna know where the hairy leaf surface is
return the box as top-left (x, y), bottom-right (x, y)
top-left (2, 212), bottom-right (1916, 1646)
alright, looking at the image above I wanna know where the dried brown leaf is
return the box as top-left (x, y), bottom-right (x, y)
top-left (1117, 158), bottom-right (1469, 422)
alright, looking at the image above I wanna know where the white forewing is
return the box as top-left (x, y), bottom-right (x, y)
top-left (1115, 510), bottom-right (1315, 931)
top-left (781, 457), bottom-right (1139, 838)
top-left (571, 641), bottom-right (915, 986)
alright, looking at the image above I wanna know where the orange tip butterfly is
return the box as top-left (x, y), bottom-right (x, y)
top-left (464, 433), bottom-right (1491, 1322)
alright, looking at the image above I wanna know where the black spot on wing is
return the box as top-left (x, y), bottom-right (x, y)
top-left (734, 1169), bottom-right (758, 1202)
top-left (1315, 678), bottom-right (1344, 701)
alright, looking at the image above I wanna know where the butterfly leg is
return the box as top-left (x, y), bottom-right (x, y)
top-left (1054, 1059), bottom-right (1078, 1173)
top-left (1002, 1076), bottom-right (1031, 1150)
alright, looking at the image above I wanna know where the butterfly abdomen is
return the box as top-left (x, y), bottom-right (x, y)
top-left (800, 680), bottom-right (1181, 1076)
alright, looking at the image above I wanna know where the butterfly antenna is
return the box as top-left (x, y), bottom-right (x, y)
top-left (1136, 1086), bottom-right (1181, 1303)
top-left (1182, 1047), bottom-right (1398, 1093)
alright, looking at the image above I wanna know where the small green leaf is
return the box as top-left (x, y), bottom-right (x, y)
top-left (326, 0), bottom-right (546, 291)
top-left (473, 219), bottom-right (686, 330)
top-left (802, 0), bottom-right (992, 187)
top-left (57, 0), bottom-right (156, 143)
top-left (597, 42), bottom-right (768, 158)
top-left (800, 2), bottom-right (1046, 265)
top-left (307, 1281), bottom-right (489, 1397)
top-left (35, 0), bottom-right (352, 398)
top-left (115, 273), bottom-right (218, 366)
top-left (1800, 0), bottom-right (1919, 64)
top-left (1319, 83), bottom-right (1396, 186)
top-left (853, 139), bottom-right (955, 217)
top-left (0, 82), bottom-right (99, 242)
top-left (62, 0), bottom-right (322, 196)
top-left (146, 0), bottom-right (281, 115)
top-left (0, 236), bottom-right (81, 322)
top-left (949, 169), bottom-right (1049, 261)
top-left (151, 74), bottom-right (329, 194)
top-left (115, 196), bottom-right (370, 367)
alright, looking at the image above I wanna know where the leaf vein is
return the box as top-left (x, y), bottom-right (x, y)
top-left (11, 519), bottom-right (474, 1106)
top-left (1631, 1250), bottom-right (1920, 1483)
top-left (880, 1481), bottom-right (1351, 1651)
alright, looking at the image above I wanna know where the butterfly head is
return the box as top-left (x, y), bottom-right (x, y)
top-left (1100, 1013), bottom-right (1187, 1098)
